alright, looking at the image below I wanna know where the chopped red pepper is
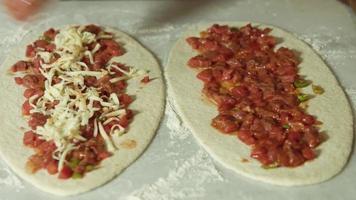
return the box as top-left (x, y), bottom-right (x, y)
top-left (141, 76), bottom-right (150, 84)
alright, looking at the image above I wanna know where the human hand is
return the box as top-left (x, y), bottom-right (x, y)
top-left (340, 0), bottom-right (356, 12)
top-left (4, 0), bottom-right (46, 21)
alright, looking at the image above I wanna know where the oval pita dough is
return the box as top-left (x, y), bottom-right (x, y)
top-left (166, 22), bottom-right (353, 186)
top-left (0, 26), bottom-right (165, 195)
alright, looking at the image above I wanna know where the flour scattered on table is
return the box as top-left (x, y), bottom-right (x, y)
top-left (0, 26), bottom-right (27, 193)
top-left (0, 26), bottom-right (30, 57)
top-left (0, 165), bottom-right (24, 192)
top-left (126, 149), bottom-right (224, 200)
top-left (125, 95), bottom-right (224, 200)
top-left (133, 23), bottom-right (176, 35)
top-left (297, 33), bottom-right (356, 68)
top-left (345, 88), bottom-right (356, 108)
top-left (165, 99), bottom-right (190, 141)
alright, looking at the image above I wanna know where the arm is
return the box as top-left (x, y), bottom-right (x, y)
top-left (4, 0), bottom-right (46, 20)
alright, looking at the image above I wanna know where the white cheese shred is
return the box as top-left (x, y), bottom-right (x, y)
top-left (58, 144), bottom-right (75, 171)
top-left (98, 122), bottom-right (116, 152)
top-left (27, 25), bottom-right (147, 171)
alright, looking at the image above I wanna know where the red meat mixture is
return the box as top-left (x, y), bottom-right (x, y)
top-left (186, 24), bottom-right (323, 168)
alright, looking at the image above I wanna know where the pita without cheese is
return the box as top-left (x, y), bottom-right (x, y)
top-left (166, 22), bottom-right (353, 186)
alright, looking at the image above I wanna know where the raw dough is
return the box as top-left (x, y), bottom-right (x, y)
top-left (0, 26), bottom-right (165, 195)
top-left (166, 22), bottom-right (353, 186)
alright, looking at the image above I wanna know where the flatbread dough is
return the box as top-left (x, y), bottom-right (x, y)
top-left (0, 26), bottom-right (165, 195)
top-left (166, 22), bottom-right (353, 186)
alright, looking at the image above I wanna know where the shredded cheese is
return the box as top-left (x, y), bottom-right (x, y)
top-left (57, 144), bottom-right (76, 171)
top-left (28, 25), bottom-right (147, 170)
top-left (98, 122), bottom-right (116, 152)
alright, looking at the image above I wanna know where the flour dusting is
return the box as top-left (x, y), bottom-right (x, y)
top-left (127, 149), bottom-right (223, 200)
top-left (297, 33), bottom-right (356, 67)
top-left (0, 165), bottom-right (24, 191)
top-left (0, 26), bottom-right (28, 192)
top-left (165, 99), bottom-right (190, 141)
top-left (133, 24), bottom-right (176, 35)
top-left (124, 94), bottom-right (224, 200)
top-left (0, 26), bottom-right (30, 57)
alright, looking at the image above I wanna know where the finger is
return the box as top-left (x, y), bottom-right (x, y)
top-left (4, 0), bottom-right (45, 21)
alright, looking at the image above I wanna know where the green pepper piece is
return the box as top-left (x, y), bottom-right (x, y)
top-left (312, 85), bottom-right (324, 95)
top-left (297, 93), bottom-right (310, 102)
top-left (85, 165), bottom-right (94, 172)
top-left (294, 79), bottom-right (310, 88)
top-left (282, 124), bottom-right (290, 129)
top-left (68, 158), bottom-right (80, 169)
top-left (72, 172), bottom-right (83, 179)
top-left (262, 163), bottom-right (279, 169)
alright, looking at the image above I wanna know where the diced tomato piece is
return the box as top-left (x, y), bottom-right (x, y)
top-left (286, 151), bottom-right (305, 167)
top-left (141, 76), bottom-right (150, 84)
top-left (34, 40), bottom-right (49, 49)
top-left (36, 141), bottom-right (56, 156)
top-left (301, 114), bottom-right (315, 125)
top-left (187, 55), bottom-right (212, 68)
top-left (46, 160), bottom-right (58, 175)
top-left (251, 146), bottom-right (270, 165)
top-left (23, 89), bottom-right (35, 98)
top-left (302, 147), bottom-right (316, 160)
top-left (11, 60), bottom-right (29, 72)
top-left (114, 80), bottom-right (127, 91)
top-left (45, 43), bottom-right (56, 52)
top-left (119, 94), bottom-right (133, 107)
top-left (28, 113), bottom-right (48, 130)
top-left (200, 39), bottom-right (219, 51)
top-left (84, 24), bottom-right (102, 35)
top-left (237, 130), bottom-right (256, 145)
top-left (217, 95), bottom-right (237, 111)
top-left (22, 74), bottom-right (43, 89)
top-left (103, 122), bottom-right (114, 133)
top-left (98, 151), bottom-right (111, 160)
top-left (269, 127), bottom-right (285, 143)
top-left (99, 39), bottom-right (118, 47)
top-left (257, 35), bottom-right (276, 47)
top-left (23, 131), bottom-right (36, 146)
top-left (209, 24), bottom-right (230, 34)
top-left (211, 114), bottom-right (239, 134)
top-left (125, 109), bottom-right (134, 120)
top-left (304, 132), bottom-right (321, 148)
top-left (58, 165), bottom-right (73, 179)
top-left (14, 77), bottom-right (23, 85)
top-left (22, 100), bottom-right (32, 115)
top-left (288, 131), bottom-right (302, 142)
top-left (26, 159), bottom-right (41, 174)
top-left (26, 45), bottom-right (36, 58)
top-left (32, 57), bottom-right (43, 70)
top-left (186, 37), bottom-right (200, 49)
top-left (43, 28), bottom-right (57, 40)
top-left (277, 151), bottom-right (290, 167)
top-left (197, 69), bottom-right (213, 83)
top-left (119, 115), bottom-right (130, 128)
top-left (94, 51), bottom-right (112, 67)
top-left (108, 46), bottom-right (123, 56)
top-left (221, 68), bottom-right (234, 81)
top-left (231, 85), bottom-right (249, 98)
